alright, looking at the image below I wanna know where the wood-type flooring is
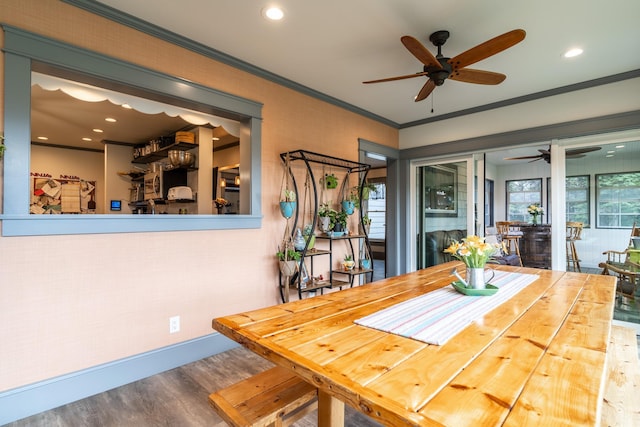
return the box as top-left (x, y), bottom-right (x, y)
top-left (6, 346), bottom-right (382, 427)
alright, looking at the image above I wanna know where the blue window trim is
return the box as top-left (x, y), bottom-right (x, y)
top-left (1, 25), bottom-right (263, 236)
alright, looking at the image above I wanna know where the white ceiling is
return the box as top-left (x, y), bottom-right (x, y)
top-left (94, 0), bottom-right (640, 125)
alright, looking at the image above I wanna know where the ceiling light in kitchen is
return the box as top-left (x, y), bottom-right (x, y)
top-left (93, 128), bottom-right (103, 133)
top-left (212, 137), bottom-right (220, 141)
top-left (82, 137), bottom-right (92, 142)
top-left (37, 136), bottom-right (48, 140)
top-left (105, 117), bottom-right (116, 122)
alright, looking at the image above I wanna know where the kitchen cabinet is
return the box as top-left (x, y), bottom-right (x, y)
top-left (278, 150), bottom-right (373, 302)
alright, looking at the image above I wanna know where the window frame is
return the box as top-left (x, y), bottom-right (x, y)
top-left (595, 170), bottom-right (640, 229)
top-left (565, 175), bottom-right (590, 227)
top-left (2, 25), bottom-right (263, 236)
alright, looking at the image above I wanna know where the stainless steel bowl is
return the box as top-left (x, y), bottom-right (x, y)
top-left (168, 150), bottom-right (184, 166)
top-left (168, 150), bottom-right (195, 167)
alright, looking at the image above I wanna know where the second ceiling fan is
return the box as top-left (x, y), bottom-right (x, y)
top-left (363, 29), bottom-right (526, 102)
top-left (504, 146), bottom-right (602, 163)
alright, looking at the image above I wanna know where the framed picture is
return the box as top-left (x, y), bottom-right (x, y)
top-left (422, 165), bottom-right (457, 216)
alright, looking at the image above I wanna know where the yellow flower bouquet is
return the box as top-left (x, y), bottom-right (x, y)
top-left (444, 235), bottom-right (504, 268)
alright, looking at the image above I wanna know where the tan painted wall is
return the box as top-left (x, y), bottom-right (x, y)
top-left (0, 0), bottom-right (398, 392)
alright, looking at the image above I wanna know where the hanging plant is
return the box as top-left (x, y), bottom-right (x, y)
top-left (0, 133), bottom-right (5, 159)
top-left (279, 154), bottom-right (297, 219)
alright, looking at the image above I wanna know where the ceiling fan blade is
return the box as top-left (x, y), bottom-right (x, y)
top-left (415, 79), bottom-right (436, 102)
top-left (363, 71), bottom-right (428, 84)
top-left (401, 36), bottom-right (442, 69)
top-left (567, 154), bottom-right (586, 159)
top-left (449, 68), bottom-right (506, 85)
top-left (504, 155), bottom-right (543, 160)
top-left (566, 146), bottom-right (601, 156)
top-left (449, 29), bottom-right (526, 70)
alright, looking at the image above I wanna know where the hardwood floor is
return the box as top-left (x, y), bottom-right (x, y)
top-left (6, 347), bottom-right (382, 427)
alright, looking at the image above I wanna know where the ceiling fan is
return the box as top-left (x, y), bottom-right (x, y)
top-left (504, 146), bottom-right (602, 163)
top-left (363, 29), bottom-right (526, 102)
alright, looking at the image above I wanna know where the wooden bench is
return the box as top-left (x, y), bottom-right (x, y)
top-left (601, 325), bottom-right (640, 426)
top-left (208, 366), bottom-right (317, 427)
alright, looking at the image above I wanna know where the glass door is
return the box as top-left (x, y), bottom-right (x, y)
top-left (412, 156), bottom-right (476, 270)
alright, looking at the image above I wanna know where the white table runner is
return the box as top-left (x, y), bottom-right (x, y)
top-left (355, 270), bottom-right (539, 345)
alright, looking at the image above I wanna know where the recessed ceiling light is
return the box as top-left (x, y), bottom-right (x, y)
top-left (606, 154), bottom-right (614, 158)
top-left (616, 145), bottom-right (625, 148)
top-left (82, 137), bottom-right (92, 142)
top-left (93, 128), bottom-right (103, 133)
top-left (607, 150), bottom-right (616, 154)
top-left (212, 137), bottom-right (220, 141)
top-left (105, 117), bottom-right (117, 123)
top-left (37, 136), bottom-right (48, 140)
top-left (563, 48), bottom-right (583, 58)
top-left (262, 6), bottom-right (284, 21)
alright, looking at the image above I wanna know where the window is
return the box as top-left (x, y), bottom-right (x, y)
top-left (566, 175), bottom-right (590, 226)
top-left (2, 26), bottom-right (262, 235)
top-left (506, 179), bottom-right (542, 222)
top-left (367, 182), bottom-right (386, 239)
top-left (596, 171), bottom-right (640, 228)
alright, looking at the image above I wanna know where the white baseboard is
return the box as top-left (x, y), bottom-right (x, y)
top-left (0, 333), bottom-right (239, 425)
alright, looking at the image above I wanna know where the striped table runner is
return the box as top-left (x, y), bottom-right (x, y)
top-left (355, 270), bottom-right (539, 345)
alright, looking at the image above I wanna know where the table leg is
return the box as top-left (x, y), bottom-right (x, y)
top-left (318, 389), bottom-right (344, 427)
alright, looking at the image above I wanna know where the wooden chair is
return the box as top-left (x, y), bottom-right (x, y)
top-left (208, 366), bottom-right (317, 427)
top-left (600, 253), bottom-right (640, 299)
top-left (496, 221), bottom-right (523, 266)
top-left (565, 221), bottom-right (583, 272)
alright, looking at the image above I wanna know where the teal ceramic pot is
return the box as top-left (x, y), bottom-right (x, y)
top-left (279, 201), bottom-right (296, 219)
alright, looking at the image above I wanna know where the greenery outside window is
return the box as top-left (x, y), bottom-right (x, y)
top-left (596, 171), bottom-right (640, 228)
top-left (506, 178), bottom-right (542, 222)
top-left (566, 175), bottom-right (590, 226)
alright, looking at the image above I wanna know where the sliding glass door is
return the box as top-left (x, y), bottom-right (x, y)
top-left (412, 156), bottom-right (477, 270)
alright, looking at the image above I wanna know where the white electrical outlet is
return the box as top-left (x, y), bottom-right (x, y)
top-left (169, 315), bottom-right (180, 333)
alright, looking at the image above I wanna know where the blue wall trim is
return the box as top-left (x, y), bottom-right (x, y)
top-left (0, 333), bottom-right (239, 425)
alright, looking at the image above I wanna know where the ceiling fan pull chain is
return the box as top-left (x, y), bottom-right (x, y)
top-left (431, 92), bottom-right (435, 114)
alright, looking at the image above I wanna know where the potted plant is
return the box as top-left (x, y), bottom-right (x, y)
top-left (342, 254), bottom-right (355, 271)
top-left (330, 209), bottom-right (348, 234)
top-left (361, 214), bottom-right (372, 234)
top-left (354, 183), bottom-right (376, 201)
top-left (302, 223), bottom-right (316, 250)
top-left (317, 202), bottom-right (334, 233)
top-left (276, 247), bottom-right (301, 276)
top-left (279, 189), bottom-right (297, 219)
top-left (341, 189), bottom-right (358, 215)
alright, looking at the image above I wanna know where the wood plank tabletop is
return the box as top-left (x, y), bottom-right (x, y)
top-left (212, 262), bottom-right (616, 426)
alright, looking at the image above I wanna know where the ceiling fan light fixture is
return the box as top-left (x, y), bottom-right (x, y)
top-left (563, 48), bottom-right (583, 58)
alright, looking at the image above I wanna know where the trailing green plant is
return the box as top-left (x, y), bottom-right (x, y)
top-left (353, 183), bottom-right (376, 200)
top-left (276, 248), bottom-right (301, 262)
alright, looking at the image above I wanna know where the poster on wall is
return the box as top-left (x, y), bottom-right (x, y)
top-left (30, 175), bottom-right (96, 214)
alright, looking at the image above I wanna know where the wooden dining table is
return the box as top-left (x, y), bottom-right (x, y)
top-left (212, 262), bottom-right (617, 426)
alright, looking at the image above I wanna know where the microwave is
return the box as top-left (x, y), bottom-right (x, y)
top-left (144, 169), bottom-right (187, 200)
